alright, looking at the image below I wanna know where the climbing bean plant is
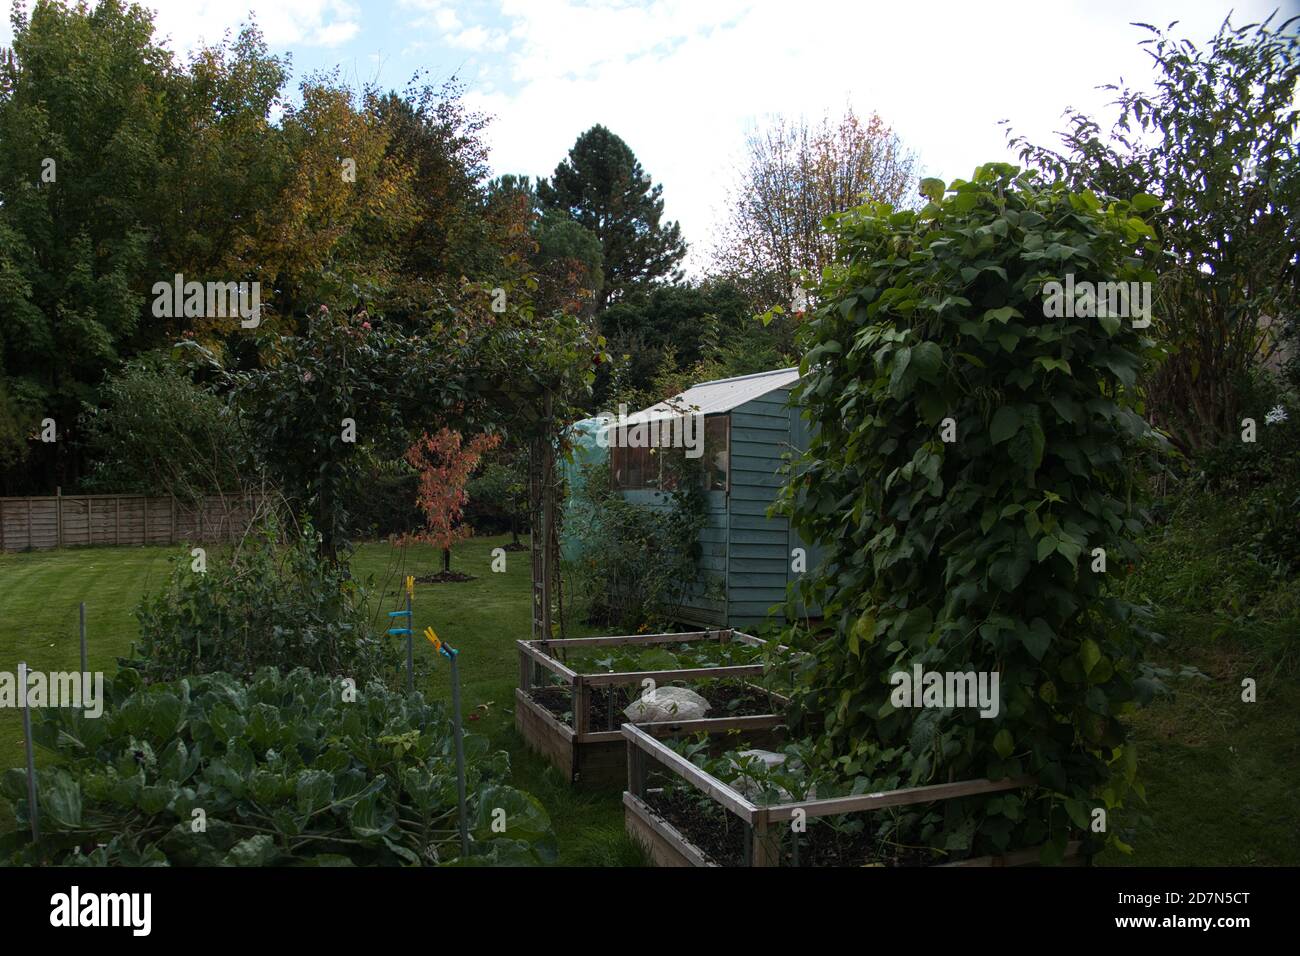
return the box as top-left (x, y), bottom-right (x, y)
top-left (780, 163), bottom-right (1164, 861)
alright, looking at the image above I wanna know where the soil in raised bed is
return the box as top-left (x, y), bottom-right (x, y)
top-left (528, 686), bottom-right (573, 722)
top-left (645, 788), bottom-right (937, 867)
top-left (527, 682), bottom-right (777, 729)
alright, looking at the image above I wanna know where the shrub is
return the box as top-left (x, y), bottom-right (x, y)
top-left (133, 518), bottom-right (393, 684)
top-left (0, 668), bottom-right (555, 866)
top-left (781, 164), bottom-right (1163, 861)
top-left (80, 353), bottom-right (243, 499)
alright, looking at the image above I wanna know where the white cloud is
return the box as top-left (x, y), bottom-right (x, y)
top-left (0, 0), bottom-right (362, 54)
top-left (450, 25), bottom-right (507, 52)
top-left (462, 0), bottom-right (1283, 273)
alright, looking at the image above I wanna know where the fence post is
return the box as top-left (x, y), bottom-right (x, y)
top-left (171, 495), bottom-right (177, 544)
top-left (26, 496), bottom-right (32, 549)
top-left (19, 661), bottom-right (39, 846)
top-left (87, 496), bottom-right (93, 546)
top-left (142, 494), bottom-right (149, 546)
top-left (55, 487), bottom-right (62, 548)
top-left (79, 602), bottom-right (88, 674)
top-left (115, 496), bottom-right (120, 546)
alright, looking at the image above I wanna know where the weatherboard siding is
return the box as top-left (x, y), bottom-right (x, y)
top-left (725, 387), bottom-right (796, 627)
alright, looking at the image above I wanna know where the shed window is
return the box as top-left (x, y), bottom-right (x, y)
top-left (610, 414), bottom-right (731, 492)
top-left (610, 444), bottom-right (661, 491)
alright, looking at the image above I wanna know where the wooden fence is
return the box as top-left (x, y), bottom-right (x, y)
top-left (0, 493), bottom-right (264, 552)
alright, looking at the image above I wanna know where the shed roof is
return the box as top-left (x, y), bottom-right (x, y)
top-left (631, 366), bottom-right (801, 420)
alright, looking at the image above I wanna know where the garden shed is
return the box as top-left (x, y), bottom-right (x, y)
top-left (566, 367), bottom-right (823, 629)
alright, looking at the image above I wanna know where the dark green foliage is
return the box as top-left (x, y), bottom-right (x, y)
top-left (781, 164), bottom-right (1163, 860)
top-left (133, 519), bottom-right (393, 684)
top-left (538, 125), bottom-right (686, 308)
top-left (373, 78), bottom-right (497, 310)
top-left (466, 450), bottom-right (529, 544)
top-left (0, 667), bottom-right (555, 866)
top-left (0, 0), bottom-right (164, 490)
top-left (348, 456), bottom-right (422, 540)
top-left (596, 279), bottom-right (784, 407)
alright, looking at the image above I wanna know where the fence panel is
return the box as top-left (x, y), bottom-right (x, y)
top-left (0, 493), bottom-right (263, 552)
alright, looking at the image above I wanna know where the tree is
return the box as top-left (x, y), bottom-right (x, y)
top-left (211, 307), bottom-right (474, 561)
top-left (467, 440), bottom-right (530, 549)
top-left (538, 125), bottom-right (685, 308)
top-left (253, 73), bottom-right (417, 319)
top-left (0, 0), bottom-right (171, 491)
top-left (373, 76), bottom-right (498, 317)
top-left (484, 175), bottom-right (604, 316)
top-left (406, 428), bottom-right (501, 575)
top-left (1007, 14), bottom-right (1299, 454)
top-left (711, 107), bottom-right (919, 313)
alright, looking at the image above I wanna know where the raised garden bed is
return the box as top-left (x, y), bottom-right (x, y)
top-left (622, 723), bottom-right (1085, 867)
top-left (515, 629), bottom-right (787, 786)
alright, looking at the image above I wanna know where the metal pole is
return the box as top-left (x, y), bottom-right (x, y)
top-left (79, 602), bottom-right (87, 675)
top-left (405, 592), bottom-right (414, 695)
top-left (19, 661), bottom-right (39, 846)
top-left (449, 652), bottom-right (469, 858)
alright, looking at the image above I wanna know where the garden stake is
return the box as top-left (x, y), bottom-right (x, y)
top-left (19, 661), bottom-right (39, 846)
top-left (405, 578), bottom-right (414, 694)
top-left (386, 576), bottom-right (416, 694)
top-left (450, 648), bottom-right (469, 858)
top-left (425, 626), bottom-right (469, 858)
top-left (79, 601), bottom-right (87, 674)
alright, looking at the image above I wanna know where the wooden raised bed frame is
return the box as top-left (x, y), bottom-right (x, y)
top-left (622, 723), bottom-right (1085, 867)
top-left (515, 629), bottom-right (787, 786)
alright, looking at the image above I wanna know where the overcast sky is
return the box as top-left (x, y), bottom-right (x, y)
top-left (3, 0), bottom-right (1293, 271)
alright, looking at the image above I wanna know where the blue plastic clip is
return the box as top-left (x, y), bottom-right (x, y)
top-left (387, 627), bottom-right (412, 636)
top-left (388, 610), bottom-right (411, 617)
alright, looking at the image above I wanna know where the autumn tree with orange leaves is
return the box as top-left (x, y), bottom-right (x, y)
top-left (406, 428), bottom-right (502, 577)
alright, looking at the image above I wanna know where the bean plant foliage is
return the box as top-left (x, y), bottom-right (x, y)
top-left (1, 668), bottom-right (555, 866)
top-left (131, 517), bottom-right (395, 685)
top-left (780, 164), bottom-right (1165, 861)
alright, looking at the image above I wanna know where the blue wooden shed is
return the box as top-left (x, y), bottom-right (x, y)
top-left (602, 367), bottom-right (823, 630)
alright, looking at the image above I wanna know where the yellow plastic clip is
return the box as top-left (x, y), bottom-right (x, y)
top-left (405, 575), bottom-right (415, 599)
top-left (423, 626), bottom-right (442, 653)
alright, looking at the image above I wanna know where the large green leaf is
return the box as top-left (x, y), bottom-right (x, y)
top-left (990, 406), bottom-right (1022, 444)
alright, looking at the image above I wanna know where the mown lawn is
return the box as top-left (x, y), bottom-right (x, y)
top-left (0, 535), bottom-right (642, 865)
top-left (1, 528), bottom-right (1295, 865)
